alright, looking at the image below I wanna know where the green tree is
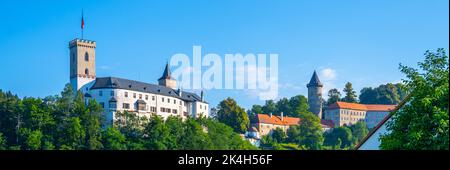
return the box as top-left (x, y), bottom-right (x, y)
top-left (286, 125), bottom-right (301, 144)
top-left (296, 111), bottom-right (324, 150)
top-left (217, 98), bottom-right (249, 133)
top-left (83, 99), bottom-right (104, 150)
top-left (262, 100), bottom-right (277, 114)
top-left (164, 116), bottom-right (185, 150)
top-left (60, 117), bottom-right (86, 150)
top-left (198, 117), bottom-right (256, 150)
top-left (0, 90), bottom-right (22, 146)
top-left (380, 49), bottom-right (449, 150)
top-left (275, 98), bottom-right (291, 116)
top-left (24, 129), bottom-right (43, 150)
top-left (271, 128), bottom-right (287, 143)
top-left (327, 88), bottom-right (341, 105)
top-left (324, 126), bottom-right (353, 149)
top-left (250, 105), bottom-right (263, 114)
top-left (0, 132), bottom-right (6, 150)
top-left (180, 118), bottom-right (212, 150)
top-left (143, 115), bottom-right (170, 150)
top-left (349, 121), bottom-right (369, 144)
top-left (288, 95), bottom-right (309, 117)
top-left (102, 127), bottom-right (127, 150)
top-left (359, 83), bottom-right (407, 104)
top-left (342, 82), bottom-right (358, 103)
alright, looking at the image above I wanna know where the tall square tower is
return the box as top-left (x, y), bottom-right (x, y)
top-left (69, 39), bottom-right (96, 92)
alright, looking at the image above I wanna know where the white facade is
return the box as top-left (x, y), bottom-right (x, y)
top-left (87, 88), bottom-right (209, 125)
top-left (324, 108), bottom-right (366, 127)
top-left (324, 102), bottom-right (395, 128)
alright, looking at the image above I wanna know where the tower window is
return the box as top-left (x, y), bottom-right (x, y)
top-left (85, 68), bottom-right (89, 75)
top-left (85, 52), bottom-right (89, 61)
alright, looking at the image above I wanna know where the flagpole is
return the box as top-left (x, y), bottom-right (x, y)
top-left (81, 9), bottom-right (84, 40)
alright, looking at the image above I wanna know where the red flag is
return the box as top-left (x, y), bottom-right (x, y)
top-left (81, 12), bottom-right (85, 29)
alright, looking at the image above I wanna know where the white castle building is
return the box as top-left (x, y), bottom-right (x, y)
top-left (69, 38), bottom-right (209, 125)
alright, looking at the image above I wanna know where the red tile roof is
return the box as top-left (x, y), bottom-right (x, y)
top-left (256, 114), bottom-right (300, 126)
top-left (365, 104), bottom-right (396, 111)
top-left (328, 101), bottom-right (396, 112)
top-left (256, 114), bottom-right (334, 128)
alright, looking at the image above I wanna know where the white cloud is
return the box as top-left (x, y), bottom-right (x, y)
top-left (320, 68), bottom-right (337, 81)
top-left (318, 68), bottom-right (338, 99)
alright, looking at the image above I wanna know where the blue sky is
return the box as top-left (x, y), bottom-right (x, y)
top-left (0, 0), bottom-right (448, 110)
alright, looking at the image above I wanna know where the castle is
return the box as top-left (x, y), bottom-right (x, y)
top-left (307, 71), bottom-right (396, 128)
top-left (69, 38), bottom-right (209, 125)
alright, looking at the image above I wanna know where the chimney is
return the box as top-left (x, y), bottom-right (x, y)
top-left (201, 90), bottom-right (204, 102)
top-left (269, 113), bottom-right (272, 118)
top-left (281, 112), bottom-right (284, 121)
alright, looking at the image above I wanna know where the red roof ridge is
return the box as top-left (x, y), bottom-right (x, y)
top-left (328, 101), bottom-right (397, 111)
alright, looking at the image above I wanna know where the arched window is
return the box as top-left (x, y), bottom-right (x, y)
top-left (85, 68), bottom-right (89, 75)
top-left (85, 52), bottom-right (89, 61)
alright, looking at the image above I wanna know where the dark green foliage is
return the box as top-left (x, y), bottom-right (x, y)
top-left (359, 83), bottom-right (407, 104)
top-left (254, 95), bottom-right (309, 118)
top-left (342, 82), bottom-right (358, 103)
top-left (326, 88), bottom-right (341, 105)
top-left (216, 98), bottom-right (250, 133)
top-left (271, 128), bottom-right (287, 143)
top-left (0, 85), bottom-right (255, 150)
top-left (380, 49), bottom-right (449, 150)
top-left (323, 126), bottom-right (353, 149)
top-left (102, 127), bottom-right (127, 150)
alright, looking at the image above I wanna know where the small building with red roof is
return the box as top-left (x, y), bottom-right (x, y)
top-left (252, 113), bottom-right (334, 136)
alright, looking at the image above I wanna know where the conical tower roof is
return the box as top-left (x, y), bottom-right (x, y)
top-left (158, 62), bottom-right (173, 80)
top-left (307, 70), bottom-right (323, 87)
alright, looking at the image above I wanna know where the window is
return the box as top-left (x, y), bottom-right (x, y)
top-left (145, 95), bottom-right (148, 100)
top-left (162, 98), bottom-right (165, 102)
top-left (139, 94), bottom-right (142, 99)
top-left (200, 105), bottom-right (202, 109)
top-left (99, 91), bottom-right (103, 96)
top-left (168, 99), bottom-right (170, 103)
top-left (110, 91), bottom-right (114, 96)
top-left (124, 92), bottom-right (128, 98)
top-left (167, 108), bottom-right (171, 113)
top-left (152, 96), bottom-right (155, 101)
top-left (174, 100), bottom-right (176, 104)
top-left (133, 93), bottom-right (136, 98)
top-left (138, 103), bottom-right (146, 111)
top-left (99, 102), bottom-right (105, 108)
top-left (180, 101), bottom-right (182, 105)
top-left (85, 68), bottom-right (89, 75)
top-left (123, 103), bottom-right (130, 109)
top-left (173, 109), bottom-right (177, 114)
top-left (84, 52), bottom-right (89, 61)
top-left (150, 106), bottom-right (156, 112)
top-left (160, 107), bottom-right (165, 112)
